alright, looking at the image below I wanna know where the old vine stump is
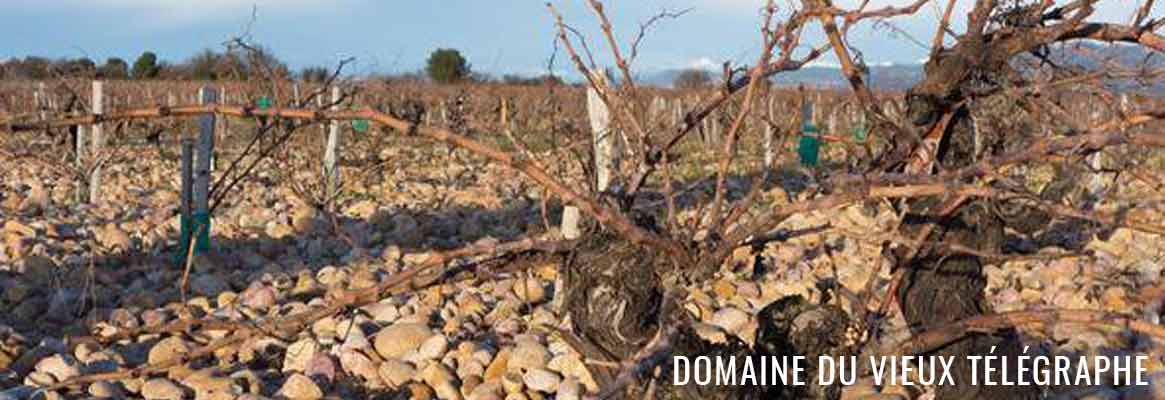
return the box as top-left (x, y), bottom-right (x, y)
top-left (896, 108), bottom-right (1043, 400)
top-left (564, 231), bottom-right (855, 399)
top-left (564, 232), bottom-right (667, 361)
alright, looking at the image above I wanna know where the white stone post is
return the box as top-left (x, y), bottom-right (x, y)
top-left (323, 86), bottom-right (342, 201)
top-left (88, 81), bottom-right (104, 203)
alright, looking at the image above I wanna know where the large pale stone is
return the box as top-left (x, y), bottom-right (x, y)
top-left (277, 374), bottom-right (323, 400)
top-left (374, 323), bottom-right (435, 359)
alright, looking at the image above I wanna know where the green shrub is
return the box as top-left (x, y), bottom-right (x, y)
top-left (425, 48), bottom-right (471, 83)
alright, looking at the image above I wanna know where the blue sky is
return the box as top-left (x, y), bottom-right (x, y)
top-left (0, 1), bottom-right (1150, 78)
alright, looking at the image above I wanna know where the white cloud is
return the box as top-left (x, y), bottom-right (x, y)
top-left (687, 57), bottom-right (719, 70)
top-left (806, 59), bottom-right (841, 68)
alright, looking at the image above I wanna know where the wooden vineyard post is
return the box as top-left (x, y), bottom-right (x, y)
top-left (712, 115), bottom-right (723, 145)
top-left (179, 138), bottom-right (195, 262)
top-left (560, 207), bottom-right (581, 240)
top-left (181, 139), bottom-right (193, 234)
top-left (48, 87), bottom-right (57, 114)
top-left (317, 91), bottom-right (326, 137)
top-left (215, 87), bottom-right (228, 172)
top-left (701, 113), bottom-right (721, 146)
top-left (35, 82), bottom-right (46, 121)
top-left (190, 86), bottom-right (218, 254)
top-left (74, 115), bottom-right (87, 203)
top-left (650, 96), bottom-right (665, 126)
top-left (764, 95), bottom-right (776, 169)
top-left (589, 73), bottom-right (616, 193)
top-left (88, 81), bottom-right (104, 203)
top-left (323, 86), bottom-right (342, 203)
top-left (560, 73), bottom-right (616, 241)
top-left (828, 106), bottom-right (838, 136)
top-left (500, 97), bottom-right (509, 132)
top-left (73, 82), bottom-right (88, 203)
top-left (701, 117), bottom-right (711, 144)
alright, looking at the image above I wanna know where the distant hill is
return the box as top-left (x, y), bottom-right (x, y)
top-left (1046, 41), bottom-right (1165, 69)
top-left (640, 41), bottom-right (1163, 92)
top-left (769, 64), bottom-right (923, 91)
top-left (640, 63), bottom-right (922, 90)
top-left (1037, 41), bottom-right (1165, 93)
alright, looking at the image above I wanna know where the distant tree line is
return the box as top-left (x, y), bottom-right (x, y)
top-left (0, 47), bottom-right (566, 86)
top-left (0, 47), bottom-right (290, 81)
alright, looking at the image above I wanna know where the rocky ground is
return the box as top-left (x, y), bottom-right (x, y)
top-left (2, 135), bottom-right (1164, 399)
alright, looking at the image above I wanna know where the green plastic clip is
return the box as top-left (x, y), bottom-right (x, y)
top-left (852, 125), bottom-right (868, 142)
top-left (352, 119), bottom-right (369, 132)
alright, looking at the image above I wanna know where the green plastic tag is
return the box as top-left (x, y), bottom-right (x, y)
top-left (352, 119), bottom-right (369, 132)
top-left (852, 126), bottom-right (868, 141)
top-left (798, 124), bottom-right (821, 167)
top-left (256, 96), bottom-right (272, 110)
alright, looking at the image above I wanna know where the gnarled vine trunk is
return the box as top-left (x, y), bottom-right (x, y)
top-left (896, 98), bottom-right (1047, 400)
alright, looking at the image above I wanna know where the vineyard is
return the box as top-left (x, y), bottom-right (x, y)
top-left (2, 1), bottom-right (1165, 400)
